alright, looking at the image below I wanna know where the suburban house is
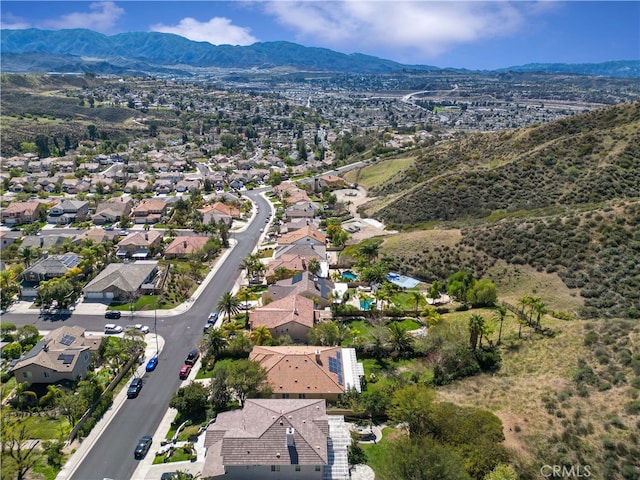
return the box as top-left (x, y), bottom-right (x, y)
top-left (279, 218), bottom-right (321, 235)
top-left (0, 200), bottom-right (43, 225)
top-left (315, 174), bottom-right (347, 191)
top-left (19, 234), bottom-right (75, 251)
top-left (73, 228), bottom-right (119, 245)
top-left (198, 202), bottom-right (242, 225)
top-left (265, 254), bottom-right (310, 283)
top-left (273, 244), bottom-right (326, 263)
top-left (131, 198), bottom-right (168, 224)
top-left (0, 231), bottom-right (20, 249)
top-left (284, 202), bottom-right (319, 221)
top-left (46, 199), bottom-right (89, 224)
top-left (83, 261), bottom-right (159, 300)
top-left (10, 326), bottom-right (100, 385)
top-left (249, 345), bottom-right (365, 400)
top-left (277, 226), bottom-right (326, 247)
top-left (21, 252), bottom-right (81, 297)
top-left (92, 197), bottom-right (133, 225)
top-left (164, 236), bottom-right (209, 259)
top-left (116, 231), bottom-right (163, 259)
top-left (202, 399), bottom-right (350, 480)
top-left (266, 272), bottom-right (335, 309)
top-left (250, 295), bottom-right (315, 343)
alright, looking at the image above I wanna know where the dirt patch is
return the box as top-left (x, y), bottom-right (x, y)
top-left (495, 410), bottom-right (533, 461)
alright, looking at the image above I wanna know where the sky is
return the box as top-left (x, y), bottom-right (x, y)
top-left (1, 1), bottom-right (638, 70)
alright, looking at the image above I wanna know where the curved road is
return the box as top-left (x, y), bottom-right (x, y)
top-left (3, 189), bottom-right (272, 480)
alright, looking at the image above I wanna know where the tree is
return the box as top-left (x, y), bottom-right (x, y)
top-left (388, 384), bottom-right (436, 437)
top-left (2, 342), bottom-right (23, 359)
top-left (34, 134), bottom-right (50, 158)
top-left (447, 270), bottom-right (474, 303)
top-left (57, 391), bottom-right (87, 427)
top-left (0, 270), bottom-right (21, 310)
top-left (484, 464), bottom-right (519, 480)
top-left (410, 291), bottom-right (424, 316)
top-left (226, 359), bottom-right (268, 406)
top-left (467, 279), bottom-right (498, 307)
top-left (210, 362), bottom-right (232, 410)
top-left (468, 314), bottom-right (485, 351)
top-left (1, 418), bottom-right (45, 480)
top-left (169, 382), bottom-right (209, 420)
top-left (0, 322), bottom-right (17, 341)
top-left (493, 306), bottom-right (509, 345)
top-left (21, 246), bottom-right (35, 268)
top-left (427, 280), bottom-right (443, 300)
top-left (381, 435), bottom-right (471, 480)
top-left (387, 322), bottom-right (414, 359)
top-left (307, 257), bottom-right (321, 276)
top-left (307, 321), bottom-right (342, 346)
top-left (249, 325), bottom-right (272, 346)
top-left (358, 241), bottom-right (380, 265)
top-left (200, 327), bottom-right (227, 366)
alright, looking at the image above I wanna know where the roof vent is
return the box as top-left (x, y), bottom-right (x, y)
top-left (286, 427), bottom-right (295, 447)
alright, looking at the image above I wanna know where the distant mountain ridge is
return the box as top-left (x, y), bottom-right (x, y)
top-left (1, 28), bottom-right (638, 77)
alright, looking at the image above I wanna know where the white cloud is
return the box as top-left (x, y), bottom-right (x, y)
top-left (262, 1), bottom-right (530, 62)
top-left (150, 17), bottom-right (258, 46)
top-left (43, 1), bottom-right (124, 32)
top-left (0, 12), bottom-right (31, 30)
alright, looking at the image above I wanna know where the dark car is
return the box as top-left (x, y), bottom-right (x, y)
top-left (134, 435), bottom-right (152, 459)
top-left (145, 356), bottom-right (158, 372)
top-left (179, 364), bottom-right (192, 380)
top-left (185, 349), bottom-right (199, 366)
top-left (104, 310), bottom-right (121, 319)
top-left (127, 377), bottom-right (143, 398)
top-left (161, 473), bottom-right (193, 480)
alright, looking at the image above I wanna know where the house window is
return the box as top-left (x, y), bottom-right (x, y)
top-left (271, 465), bottom-right (280, 472)
top-left (298, 393), bottom-right (306, 399)
top-left (22, 371), bottom-right (32, 379)
top-left (295, 466), bottom-right (301, 472)
top-left (282, 393), bottom-right (290, 399)
top-left (43, 371), bottom-right (50, 378)
top-left (315, 466), bottom-right (321, 471)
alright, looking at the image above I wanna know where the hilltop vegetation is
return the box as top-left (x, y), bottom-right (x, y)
top-left (358, 101), bottom-right (640, 319)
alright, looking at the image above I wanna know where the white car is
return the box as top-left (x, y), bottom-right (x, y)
top-left (104, 324), bottom-right (123, 334)
top-left (125, 324), bottom-right (150, 334)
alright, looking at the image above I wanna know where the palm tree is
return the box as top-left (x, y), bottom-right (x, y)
top-left (307, 257), bottom-right (321, 276)
top-left (217, 292), bottom-right (240, 323)
top-left (358, 242), bottom-right (380, 265)
top-left (249, 325), bottom-right (272, 346)
top-left (387, 322), bottom-right (413, 358)
top-left (21, 246), bottom-right (34, 268)
top-left (201, 327), bottom-right (227, 359)
top-left (532, 298), bottom-right (548, 330)
top-left (493, 305), bottom-right (509, 345)
top-left (411, 291), bottom-right (424, 317)
top-left (468, 314), bottom-right (485, 351)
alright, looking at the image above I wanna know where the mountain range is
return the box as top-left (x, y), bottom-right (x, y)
top-left (1, 28), bottom-right (638, 78)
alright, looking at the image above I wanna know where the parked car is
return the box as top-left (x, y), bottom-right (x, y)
top-left (145, 356), bottom-right (158, 372)
top-left (203, 323), bottom-right (211, 333)
top-left (185, 349), bottom-right (199, 365)
top-left (208, 311), bottom-right (219, 322)
top-left (104, 324), bottom-right (123, 334)
top-left (127, 378), bottom-right (143, 398)
top-left (161, 472), bottom-right (193, 480)
top-left (125, 324), bottom-right (150, 334)
top-left (104, 311), bottom-right (121, 319)
top-left (134, 435), bottom-right (152, 459)
top-left (179, 364), bottom-right (192, 380)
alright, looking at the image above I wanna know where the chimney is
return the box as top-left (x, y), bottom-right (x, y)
top-left (315, 349), bottom-right (321, 363)
top-left (286, 427), bottom-right (295, 447)
top-left (145, 233), bottom-right (148, 240)
top-left (294, 308), bottom-right (298, 316)
top-left (183, 240), bottom-right (187, 248)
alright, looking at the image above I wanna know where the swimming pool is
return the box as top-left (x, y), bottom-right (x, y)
top-left (360, 299), bottom-right (373, 310)
top-left (342, 270), bottom-right (357, 281)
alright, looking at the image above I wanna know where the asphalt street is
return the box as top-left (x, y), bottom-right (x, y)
top-left (2, 189), bottom-right (272, 480)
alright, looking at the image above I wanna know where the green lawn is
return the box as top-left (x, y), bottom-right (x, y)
top-left (360, 427), bottom-right (399, 479)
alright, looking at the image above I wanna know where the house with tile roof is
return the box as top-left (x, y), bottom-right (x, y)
top-left (10, 326), bottom-right (100, 385)
top-left (0, 200), bottom-right (43, 225)
top-left (266, 272), bottom-right (335, 309)
top-left (92, 197), bottom-right (133, 225)
top-left (116, 230), bottom-right (163, 259)
top-left (82, 261), bottom-right (158, 300)
top-left (164, 235), bottom-right (209, 259)
top-left (250, 346), bottom-right (364, 401)
top-left (131, 198), bottom-right (168, 224)
top-left (46, 199), bottom-right (89, 224)
top-left (21, 253), bottom-right (81, 297)
top-left (277, 225), bottom-right (326, 247)
top-left (202, 398), bottom-right (351, 480)
top-left (250, 295), bottom-right (315, 343)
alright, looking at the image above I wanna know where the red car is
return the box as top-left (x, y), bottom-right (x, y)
top-left (179, 364), bottom-right (192, 380)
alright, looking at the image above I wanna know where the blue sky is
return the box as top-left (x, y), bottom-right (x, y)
top-left (1, 1), bottom-right (638, 70)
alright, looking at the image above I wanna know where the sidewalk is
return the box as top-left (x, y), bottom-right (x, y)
top-left (56, 332), bottom-right (166, 480)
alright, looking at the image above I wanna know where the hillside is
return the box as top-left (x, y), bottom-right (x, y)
top-left (358, 102), bottom-right (640, 319)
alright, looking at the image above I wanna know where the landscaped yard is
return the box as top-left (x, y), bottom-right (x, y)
top-left (359, 426), bottom-right (401, 479)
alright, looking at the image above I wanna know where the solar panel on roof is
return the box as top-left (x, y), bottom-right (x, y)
top-left (57, 354), bottom-right (75, 364)
top-left (61, 253), bottom-right (80, 268)
top-left (60, 334), bottom-right (76, 346)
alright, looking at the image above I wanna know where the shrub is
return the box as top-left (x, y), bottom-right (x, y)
top-left (626, 400), bottom-right (640, 415)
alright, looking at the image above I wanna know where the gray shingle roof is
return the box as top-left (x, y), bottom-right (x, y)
top-left (83, 262), bottom-right (157, 293)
